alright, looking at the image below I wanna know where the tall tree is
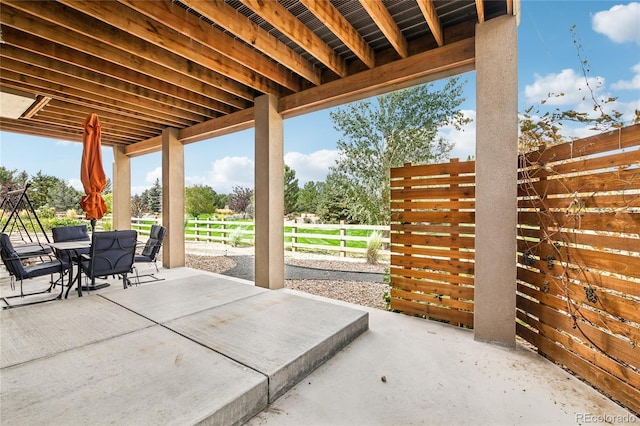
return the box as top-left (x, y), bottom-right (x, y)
top-left (28, 171), bottom-right (63, 209)
top-left (185, 184), bottom-right (217, 218)
top-left (284, 164), bottom-right (299, 215)
top-left (228, 186), bottom-right (253, 218)
top-left (297, 181), bottom-right (322, 213)
top-left (147, 178), bottom-right (162, 214)
top-left (50, 180), bottom-right (83, 211)
top-left (329, 78), bottom-right (470, 224)
top-left (131, 194), bottom-right (146, 217)
top-left (317, 173), bottom-right (350, 223)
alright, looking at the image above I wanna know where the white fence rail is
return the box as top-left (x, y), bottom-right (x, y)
top-left (130, 217), bottom-right (390, 257)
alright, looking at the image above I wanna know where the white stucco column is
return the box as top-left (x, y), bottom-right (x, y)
top-left (254, 94), bottom-right (284, 289)
top-left (474, 15), bottom-right (518, 347)
top-left (112, 145), bottom-right (131, 230)
top-left (161, 127), bottom-right (185, 268)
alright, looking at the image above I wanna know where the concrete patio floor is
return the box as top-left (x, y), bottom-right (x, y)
top-left (1, 266), bottom-right (634, 425)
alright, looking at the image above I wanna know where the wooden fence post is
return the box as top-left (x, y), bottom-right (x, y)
top-left (291, 225), bottom-right (297, 252)
top-left (339, 220), bottom-right (346, 257)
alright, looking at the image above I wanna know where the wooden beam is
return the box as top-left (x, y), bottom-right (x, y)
top-left (179, 108), bottom-right (256, 145)
top-left (2, 26), bottom-right (240, 114)
top-left (476, 0), bottom-right (485, 23)
top-left (300, 0), bottom-right (375, 69)
top-left (239, 0), bottom-right (348, 78)
top-left (57, 0), bottom-right (281, 97)
top-left (180, 0), bottom-right (321, 86)
top-left (416, 0), bottom-right (444, 47)
top-left (280, 37), bottom-right (475, 118)
top-left (359, 0), bottom-right (408, 59)
top-left (1, 0), bottom-right (255, 103)
top-left (20, 95), bottom-right (51, 119)
top-left (124, 136), bottom-right (162, 158)
top-left (119, 0), bottom-right (300, 93)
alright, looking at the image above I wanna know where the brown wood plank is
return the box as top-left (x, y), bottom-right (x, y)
top-left (391, 288), bottom-right (473, 311)
top-left (518, 168), bottom-right (640, 197)
top-left (518, 211), bottom-right (640, 234)
top-left (517, 287), bottom-right (640, 365)
top-left (391, 200), bottom-right (476, 210)
top-left (391, 244), bottom-right (474, 261)
top-left (517, 193), bottom-right (640, 210)
top-left (391, 223), bottom-right (476, 235)
top-left (392, 254), bottom-right (474, 275)
top-left (524, 125), bottom-right (640, 165)
top-left (391, 211), bottom-right (475, 224)
top-left (391, 186), bottom-right (475, 201)
top-left (391, 160), bottom-right (475, 178)
top-left (390, 266), bottom-right (474, 286)
top-left (519, 148), bottom-right (640, 180)
top-left (391, 276), bottom-right (474, 299)
top-left (390, 174), bottom-right (475, 188)
top-left (391, 298), bottom-right (474, 327)
top-left (391, 233), bottom-right (475, 249)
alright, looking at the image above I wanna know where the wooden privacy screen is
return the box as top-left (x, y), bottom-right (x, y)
top-left (517, 125), bottom-right (640, 413)
top-left (389, 159), bottom-right (476, 328)
top-left (389, 124), bottom-right (639, 413)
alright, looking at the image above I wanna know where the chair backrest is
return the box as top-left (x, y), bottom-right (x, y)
top-left (52, 225), bottom-right (90, 243)
top-left (0, 233), bottom-right (27, 279)
top-left (141, 225), bottom-right (166, 260)
top-left (87, 230), bottom-right (138, 278)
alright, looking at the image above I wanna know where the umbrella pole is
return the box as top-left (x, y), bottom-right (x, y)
top-left (90, 218), bottom-right (97, 233)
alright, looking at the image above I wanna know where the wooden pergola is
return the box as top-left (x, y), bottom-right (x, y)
top-left (0, 0), bottom-right (519, 346)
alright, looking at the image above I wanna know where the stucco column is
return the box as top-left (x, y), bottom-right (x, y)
top-left (112, 145), bottom-right (131, 230)
top-left (474, 15), bottom-right (518, 347)
top-left (254, 94), bottom-right (284, 289)
top-left (161, 127), bottom-right (185, 268)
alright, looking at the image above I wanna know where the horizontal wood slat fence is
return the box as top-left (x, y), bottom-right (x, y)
top-left (517, 124), bottom-right (640, 414)
top-left (389, 124), bottom-right (640, 414)
top-left (390, 158), bottom-right (476, 328)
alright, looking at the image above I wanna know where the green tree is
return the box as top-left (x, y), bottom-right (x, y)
top-left (185, 184), bottom-right (217, 218)
top-left (214, 193), bottom-right (228, 210)
top-left (28, 172), bottom-right (63, 209)
top-left (317, 173), bottom-right (350, 223)
top-left (146, 178), bottom-right (162, 214)
top-left (0, 167), bottom-right (28, 199)
top-left (284, 164), bottom-right (299, 215)
top-left (329, 78), bottom-right (470, 224)
top-left (297, 181), bottom-right (322, 213)
top-left (50, 180), bottom-right (83, 211)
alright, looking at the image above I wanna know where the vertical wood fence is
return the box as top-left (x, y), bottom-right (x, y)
top-left (389, 124), bottom-right (640, 414)
top-left (390, 159), bottom-right (476, 328)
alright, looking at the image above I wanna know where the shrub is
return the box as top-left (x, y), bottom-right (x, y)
top-left (230, 227), bottom-right (243, 247)
top-left (366, 231), bottom-right (382, 264)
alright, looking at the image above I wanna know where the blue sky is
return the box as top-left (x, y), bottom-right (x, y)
top-left (1, 1), bottom-right (639, 195)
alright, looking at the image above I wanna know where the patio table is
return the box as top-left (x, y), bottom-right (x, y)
top-left (47, 240), bottom-right (106, 298)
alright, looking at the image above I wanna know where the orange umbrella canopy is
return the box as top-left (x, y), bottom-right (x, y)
top-left (80, 113), bottom-right (107, 221)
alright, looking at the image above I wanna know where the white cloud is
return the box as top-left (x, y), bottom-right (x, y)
top-left (186, 156), bottom-right (254, 194)
top-left (145, 166), bottom-right (162, 184)
top-left (592, 2), bottom-right (640, 45)
top-left (612, 63), bottom-right (640, 90)
top-left (68, 178), bottom-right (83, 191)
top-left (440, 110), bottom-right (476, 160)
top-left (284, 149), bottom-right (339, 184)
top-left (524, 69), bottom-right (604, 105)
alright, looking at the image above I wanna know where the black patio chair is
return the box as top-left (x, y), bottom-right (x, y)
top-left (0, 233), bottom-right (70, 307)
top-left (52, 225), bottom-right (91, 263)
top-left (133, 224), bottom-right (166, 284)
top-left (78, 230), bottom-right (137, 295)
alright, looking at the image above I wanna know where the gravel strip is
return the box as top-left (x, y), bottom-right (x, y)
top-left (182, 247), bottom-right (390, 310)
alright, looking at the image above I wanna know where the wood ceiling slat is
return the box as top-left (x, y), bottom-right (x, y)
top-left (0, 59), bottom-right (208, 124)
top-left (238, 0), bottom-right (348, 78)
top-left (180, 0), bottom-right (321, 86)
top-left (33, 110), bottom-right (158, 140)
top-left (416, 0), bottom-right (444, 47)
top-left (299, 0), bottom-right (375, 69)
top-left (57, 0), bottom-right (284, 97)
top-left (0, 76), bottom-right (194, 129)
top-left (358, 0), bottom-right (408, 59)
top-left (0, 0), bottom-right (255, 102)
top-left (0, 27), bottom-right (237, 115)
top-left (0, 44), bottom-right (220, 120)
top-left (44, 103), bottom-right (166, 134)
top-left (0, 118), bottom-right (126, 145)
top-left (118, 0), bottom-right (301, 93)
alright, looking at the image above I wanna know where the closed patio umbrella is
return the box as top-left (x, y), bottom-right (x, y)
top-left (80, 113), bottom-right (107, 232)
